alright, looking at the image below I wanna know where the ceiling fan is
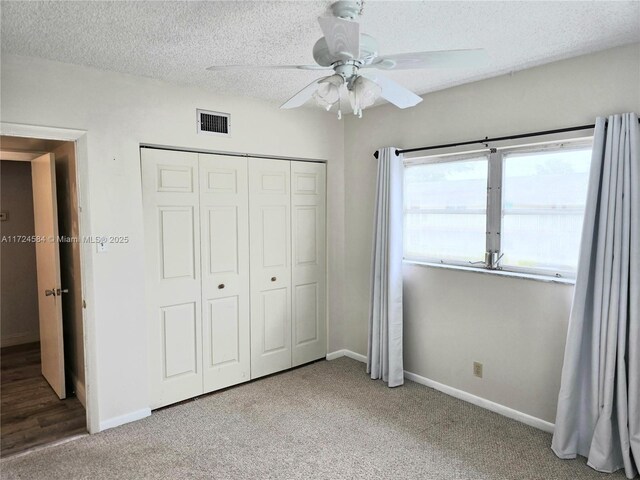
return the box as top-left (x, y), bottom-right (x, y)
top-left (207, 1), bottom-right (488, 119)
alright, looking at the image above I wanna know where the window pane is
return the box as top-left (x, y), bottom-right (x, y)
top-left (404, 157), bottom-right (488, 263)
top-left (404, 212), bottom-right (486, 262)
top-left (501, 147), bottom-right (592, 273)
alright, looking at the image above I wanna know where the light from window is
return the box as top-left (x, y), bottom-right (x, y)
top-left (402, 138), bottom-right (593, 279)
top-left (501, 147), bottom-right (592, 275)
top-left (404, 156), bottom-right (488, 264)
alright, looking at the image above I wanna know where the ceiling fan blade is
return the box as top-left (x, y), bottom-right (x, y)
top-left (207, 64), bottom-right (330, 71)
top-left (365, 49), bottom-right (488, 70)
top-left (317, 16), bottom-right (360, 60)
top-left (280, 76), bottom-right (329, 109)
top-left (361, 73), bottom-right (423, 109)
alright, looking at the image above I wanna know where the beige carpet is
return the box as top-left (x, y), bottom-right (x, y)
top-left (0, 358), bottom-right (632, 479)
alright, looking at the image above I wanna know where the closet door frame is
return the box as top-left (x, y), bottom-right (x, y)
top-left (142, 146), bottom-right (328, 408)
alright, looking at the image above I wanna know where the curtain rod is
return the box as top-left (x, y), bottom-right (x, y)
top-left (373, 118), bottom-right (639, 159)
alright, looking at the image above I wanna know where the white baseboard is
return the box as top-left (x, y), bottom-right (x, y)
top-left (326, 349), bottom-right (367, 363)
top-left (404, 371), bottom-right (555, 433)
top-left (98, 408), bottom-right (151, 432)
top-left (70, 372), bottom-right (86, 408)
top-left (325, 349), bottom-right (345, 361)
top-left (1, 331), bottom-right (39, 348)
top-left (325, 349), bottom-right (554, 434)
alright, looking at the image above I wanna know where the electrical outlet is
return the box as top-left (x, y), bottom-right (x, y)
top-left (473, 361), bottom-right (483, 378)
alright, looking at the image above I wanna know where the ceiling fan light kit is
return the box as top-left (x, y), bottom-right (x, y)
top-left (313, 74), bottom-right (344, 110)
top-left (349, 75), bottom-right (380, 118)
top-left (207, 1), bottom-right (488, 119)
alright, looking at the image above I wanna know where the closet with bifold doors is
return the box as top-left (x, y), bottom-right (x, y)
top-left (141, 148), bottom-right (326, 409)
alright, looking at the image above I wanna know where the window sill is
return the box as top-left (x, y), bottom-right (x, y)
top-left (402, 260), bottom-right (576, 285)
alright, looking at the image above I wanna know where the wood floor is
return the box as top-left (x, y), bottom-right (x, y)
top-left (1, 342), bottom-right (86, 457)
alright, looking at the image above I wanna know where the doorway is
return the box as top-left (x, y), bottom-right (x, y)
top-left (1, 136), bottom-right (87, 456)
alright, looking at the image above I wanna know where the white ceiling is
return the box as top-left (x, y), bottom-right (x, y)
top-left (2, 1), bottom-right (639, 106)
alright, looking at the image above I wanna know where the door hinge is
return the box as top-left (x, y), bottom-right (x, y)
top-left (83, 299), bottom-right (87, 309)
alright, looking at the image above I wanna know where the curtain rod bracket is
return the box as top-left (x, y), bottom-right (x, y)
top-left (373, 149), bottom-right (402, 159)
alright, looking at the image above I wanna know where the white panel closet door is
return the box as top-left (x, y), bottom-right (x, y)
top-left (291, 161), bottom-right (327, 366)
top-left (142, 149), bottom-right (203, 409)
top-left (199, 154), bottom-right (251, 392)
top-left (249, 159), bottom-right (292, 379)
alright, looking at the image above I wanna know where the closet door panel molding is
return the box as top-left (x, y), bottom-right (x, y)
top-left (291, 161), bottom-right (327, 366)
top-left (142, 149), bottom-right (203, 409)
top-left (249, 159), bottom-right (292, 379)
top-left (199, 154), bottom-right (251, 392)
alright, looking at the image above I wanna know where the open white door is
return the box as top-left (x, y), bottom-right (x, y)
top-left (32, 153), bottom-right (66, 399)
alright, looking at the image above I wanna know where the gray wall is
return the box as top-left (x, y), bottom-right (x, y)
top-left (342, 43), bottom-right (640, 423)
top-left (0, 160), bottom-right (40, 346)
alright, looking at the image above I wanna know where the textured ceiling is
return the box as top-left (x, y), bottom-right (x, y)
top-left (2, 1), bottom-right (639, 106)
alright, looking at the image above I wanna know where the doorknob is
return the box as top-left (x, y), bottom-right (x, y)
top-left (56, 288), bottom-right (69, 295)
top-left (271, 277), bottom-right (277, 282)
top-left (218, 284), bottom-right (225, 289)
top-left (45, 289), bottom-right (56, 297)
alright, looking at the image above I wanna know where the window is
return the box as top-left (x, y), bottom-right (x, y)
top-left (403, 139), bottom-right (592, 278)
top-left (404, 156), bottom-right (488, 264)
top-left (500, 147), bottom-right (592, 276)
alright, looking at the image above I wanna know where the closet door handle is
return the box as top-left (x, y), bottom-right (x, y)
top-left (218, 284), bottom-right (225, 289)
top-left (271, 277), bottom-right (277, 282)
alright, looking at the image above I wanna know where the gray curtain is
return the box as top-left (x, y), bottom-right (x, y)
top-left (552, 113), bottom-right (640, 479)
top-left (367, 147), bottom-right (404, 387)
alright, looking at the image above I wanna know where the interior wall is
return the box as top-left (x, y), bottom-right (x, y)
top-left (53, 141), bottom-right (86, 406)
top-left (0, 160), bottom-right (40, 347)
top-left (0, 54), bottom-right (345, 430)
top-left (343, 43), bottom-right (640, 423)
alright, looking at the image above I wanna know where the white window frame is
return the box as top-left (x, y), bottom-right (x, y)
top-left (403, 151), bottom-right (490, 268)
top-left (403, 135), bottom-right (593, 280)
